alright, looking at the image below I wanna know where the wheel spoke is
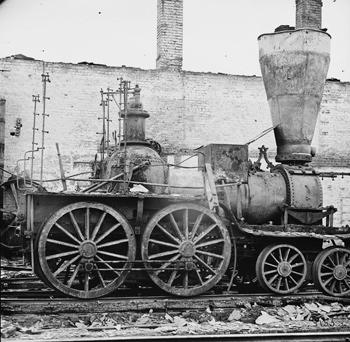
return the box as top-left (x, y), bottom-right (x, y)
top-left (195, 269), bottom-right (204, 285)
top-left (264, 269), bottom-right (278, 275)
top-left (46, 250), bottom-right (79, 260)
top-left (85, 208), bottom-right (90, 240)
top-left (155, 254), bottom-right (181, 275)
top-left (195, 238), bottom-right (224, 248)
top-left (67, 264), bottom-right (80, 287)
top-left (53, 255), bottom-right (80, 276)
top-left (284, 248), bottom-right (291, 261)
top-left (98, 250), bottom-right (128, 260)
top-left (289, 275), bottom-right (298, 286)
top-left (343, 279), bottom-right (350, 290)
top-left (326, 255), bottom-right (336, 267)
top-left (268, 273), bottom-right (278, 285)
top-left (169, 213), bottom-right (184, 240)
top-left (278, 248), bottom-right (283, 262)
top-left (98, 239), bottom-right (129, 248)
top-left (194, 254), bottom-right (216, 275)
top-left (291, 270), bottom-right (304, 276)
top-left (94, 223), bottom-right (121, 244)
top-left (196, 249), bottom-right (224, 260)
top-left (167, 270), bottom-right (177, 286)
top-left (148, 249), bottom-right (179, 260)
top-left (183, 209), bottom-right (189, 239)
top-left (91, 212), bottom-right (107, 241)
top-left (190, 213), bottom-right (204, 241)
top-left (335, 251), bottom-right (340, 265)
top-left (183, 271), bottom-right (188, 289)
top-left (54, 223), bottom-right (82, 244)
top-left (322, 276), bottom-right (333, 286)
top-left (321, 264), bottom-right (334, 272)
top-left (84, 272), bottom-right (89, 292)
top-left (149, 238), bottom-right (179, 249)
top-left (330, 279), bottom-right (336, 293)
top-left (156, 223), bottom-right (181, 244)
top-left (284, 278), bottom-right (289, 291)
top-left (265, 262), bottom-right (277, 268)
top-left (287, 253), bottom-right (299, 264)
top-left (95, 267), bottom-right (106, 288)
top-left (46, 238), bottom-right (79, 249)
top-left (69, 211), bottom-right (85, 241)
top-left (291, 262), bottom-right (304, 269)
top-left (276, 276), bottom-right (282, 290)
top-left (320, 272), bottom-right (333, 277)
top-left (193, 223), bottom-right (217, 244)
top-left (95, 255), bottom-right (120, 277)
top-left (269, 253), bottom-right (280, 265)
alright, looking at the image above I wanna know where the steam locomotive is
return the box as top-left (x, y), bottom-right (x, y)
top-left (1, 27), bottom-right (349, 299)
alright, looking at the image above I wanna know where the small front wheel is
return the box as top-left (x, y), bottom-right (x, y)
top-left (313, 247), bottom-right (350, 297)
top-left (256, 244), bottom-right (307, 295)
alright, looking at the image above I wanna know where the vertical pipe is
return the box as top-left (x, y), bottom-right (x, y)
top-left (0, 98), bottom-right (5, 222)
top-left (40, 67), bottom-right (50, 185)
top-left (100, 89), bottom-right (106, 161)
top-left (30, 95), bottom-right (40, 184)
top-left (106, 88), bottom-right (110, 155)
top-left (56, 143), bottom-right (67, 191)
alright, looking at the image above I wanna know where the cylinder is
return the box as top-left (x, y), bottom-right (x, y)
top-left (224, 172), bottom-right (287, 224)
top-left (258, 29), bottom-right (330, 163)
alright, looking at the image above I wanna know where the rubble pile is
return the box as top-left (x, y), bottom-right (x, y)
top-left (2, 301), bottom-right (349, 339)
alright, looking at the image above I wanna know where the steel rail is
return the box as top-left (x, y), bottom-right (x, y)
top-left (8, 331), bottom-right (350, 342)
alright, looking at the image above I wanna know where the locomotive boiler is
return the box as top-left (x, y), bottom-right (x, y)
top-left (1, 23), bottom-right (350, 299)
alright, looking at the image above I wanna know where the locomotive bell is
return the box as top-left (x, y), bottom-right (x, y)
top-left (258, 29), bottom-right (331, 163)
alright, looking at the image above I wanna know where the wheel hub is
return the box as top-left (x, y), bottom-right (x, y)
top-left (333, 265), bottom-right (347, 280)
top-left (277, 261), bottom-right (292, 277)
top-left (80, 241), bottom-right (97, 258)
top-left (179, 241), bottom-right (195, 257)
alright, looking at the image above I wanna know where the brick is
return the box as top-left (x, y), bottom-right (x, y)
top-left (296, 0), bottom-right (322, 29)
top-left (156, 0), bottom-right (183, 71)
top-left (0, 57), bottom-right (349, 225)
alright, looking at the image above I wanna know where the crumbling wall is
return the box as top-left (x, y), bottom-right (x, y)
top-left (0, 57), bottom-right (349, 225)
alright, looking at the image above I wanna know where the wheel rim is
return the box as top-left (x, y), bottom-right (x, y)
top-left (37, 202), bottom-right (136, 299)
top-left (314, 247), bottom-right (350, 297)
top-left (141, 203), bottom-right (231, 297)
top-left (256, 244), bottom-right (307, 294)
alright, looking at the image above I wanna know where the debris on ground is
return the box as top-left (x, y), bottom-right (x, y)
top-left (2, 301), bottom-right (350, 340)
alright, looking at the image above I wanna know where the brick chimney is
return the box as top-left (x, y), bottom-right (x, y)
top-left (156, 0), bottom-right (183, 71)
top-left (296, 0), bottom-right (322, 29)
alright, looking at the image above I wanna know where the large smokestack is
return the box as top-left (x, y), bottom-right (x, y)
top-left (258, 1), bottom-right (330, 164)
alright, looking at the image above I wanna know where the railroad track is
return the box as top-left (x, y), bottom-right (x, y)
top-left (7, 331), bottom-right (350, 342)
top-left (2, 291), bottom-right (349, 315)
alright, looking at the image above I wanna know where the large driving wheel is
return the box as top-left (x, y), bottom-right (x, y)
top-left (36, 202), bottom-right (136, 299)
top-left (313, 247), bottom-right (350, 297)
top-left (256, 244), bottom-right (307, 294)
top-left (141, 203), bottom-right (231, 296)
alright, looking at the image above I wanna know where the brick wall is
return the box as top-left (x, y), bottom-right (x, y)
top-left (296, 0), bottom-right (322, 29)
top-left (156, 0), bottom-right (183, 70)
top-left (0, 57), bottom-right (349, 225)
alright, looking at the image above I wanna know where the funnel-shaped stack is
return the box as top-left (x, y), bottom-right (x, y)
top-left (258, 29), bottom-right (330, 163)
